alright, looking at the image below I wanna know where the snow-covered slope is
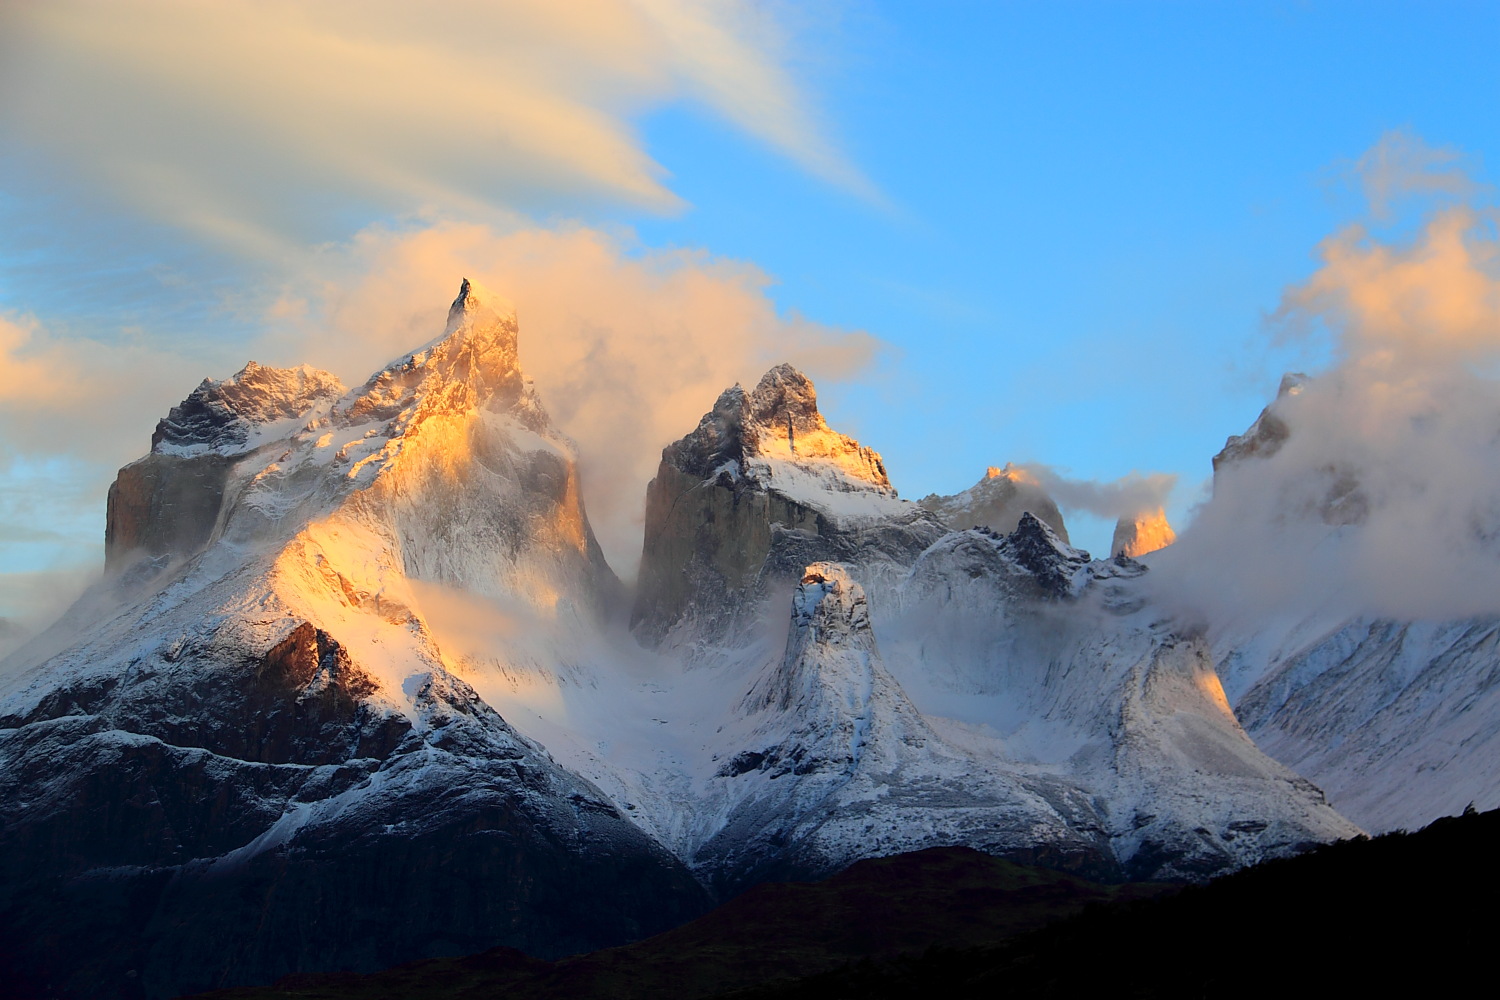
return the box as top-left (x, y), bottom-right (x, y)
top-left (690, 562), bottom-right (1116, 890)
top-left (1221, 616), bottom-right (1500, 831)
top-left (880, 517), bottom-right (1353, 878)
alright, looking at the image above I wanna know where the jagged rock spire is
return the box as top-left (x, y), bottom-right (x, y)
top-left (341, 278), bottom-right (530, 427)
top-left (1112, 507), bottom-right (1176, 558)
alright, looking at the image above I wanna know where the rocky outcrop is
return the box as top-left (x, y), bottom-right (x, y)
top-left (105, 361), bottom-right (346, 570)
top-left (998, 512), bottom-right (1092, 598)
top-left (1212, 372), bottom-right (1306, 479)
top-left (152, 361), bottom-right (345, 455)
top-left (632, 365), bottom-right (941, 645)
top-left (1111, 507), bottom-right (1176, 558)
top-left (919, 464), bottom-right (1069, 541)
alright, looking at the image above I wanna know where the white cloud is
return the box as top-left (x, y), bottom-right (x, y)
top-left (1018, 464), bottom-right (1178, 521)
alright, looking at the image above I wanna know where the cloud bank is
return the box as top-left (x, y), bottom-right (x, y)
top-left (1153, 132), bottom-right (1500, 627)
top-left (1017, 464), bottom-right (1178, 522)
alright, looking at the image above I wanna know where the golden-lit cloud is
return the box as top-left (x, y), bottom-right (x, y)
top-left (1279, 205), bottom-right (1500, 375)
top-left (0, 313), bottom-right (212, 462)
top-left (0, 0), bottom-right (866, 256)
top-left (0, 316), bottom-right (76, 408)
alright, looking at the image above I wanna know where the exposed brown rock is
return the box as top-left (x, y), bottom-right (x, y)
top-left (104, 452), bottom-right (233, 568)
top-left (1111, 508), bottom-right (1177, 558)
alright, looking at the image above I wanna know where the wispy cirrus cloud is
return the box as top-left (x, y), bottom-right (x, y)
top-left (0, 0), bottom-right (868, 257)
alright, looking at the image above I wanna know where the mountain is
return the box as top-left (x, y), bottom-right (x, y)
top-left (918, 464), bottom-right (1069, 541)
top-left (0, 281), bottom-right (706, 1000)
top-left (0, 286), bottom-right (1362, 998)
top-left (631, 363), bottom-right (939, 647)
top-left (609, 368), bottom-right (1356, 891)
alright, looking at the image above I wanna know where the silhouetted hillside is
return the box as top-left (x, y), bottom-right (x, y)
top-left (185, 807), bottom-right (1500, 1000)
top-left (728, 806), bottom-right (1500, 999)
top-left (185, 847), bottom-right (1164, 1000)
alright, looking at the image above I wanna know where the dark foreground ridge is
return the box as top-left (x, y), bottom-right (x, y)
top-left (178, 806), bottom-right (1500, 1000)
top-left (179, 848), bottom-right (1166, 1000)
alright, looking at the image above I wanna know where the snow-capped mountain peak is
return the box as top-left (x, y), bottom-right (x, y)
top-left (661, 362), bottom-right (893, 502)
top-left (339, 278), bottom-right (534, 430)
top-left (634, 364), bottom-right (943, 643)
top-left (151, 360), bottom-right (346, 457)
top-left (918, 463), bottom-right (1070, 540)
top-left (998, 511), bottom-right (1092, 597)
top-left (742, 363), bottom-right (893, 495)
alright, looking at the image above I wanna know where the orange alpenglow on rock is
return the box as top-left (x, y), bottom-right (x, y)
top-left (1111, 507), bottom-right (1176, 558)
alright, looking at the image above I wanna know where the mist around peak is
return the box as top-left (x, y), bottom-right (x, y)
top-left (1143, 132), bottom-right (1500, 632)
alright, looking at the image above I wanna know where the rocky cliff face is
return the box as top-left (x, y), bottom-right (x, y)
top-left (632, 364), bottom-right (943, 646)
top-left (1111, 507), bottom-right (1176, 558)
top-left (105, 362), bottom-right (346, 568)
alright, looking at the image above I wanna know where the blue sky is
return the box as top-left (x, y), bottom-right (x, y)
top-left (2, 0), bottom-right (1498, 612)
top-left (631, 1), bottom-right (1500, 514)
